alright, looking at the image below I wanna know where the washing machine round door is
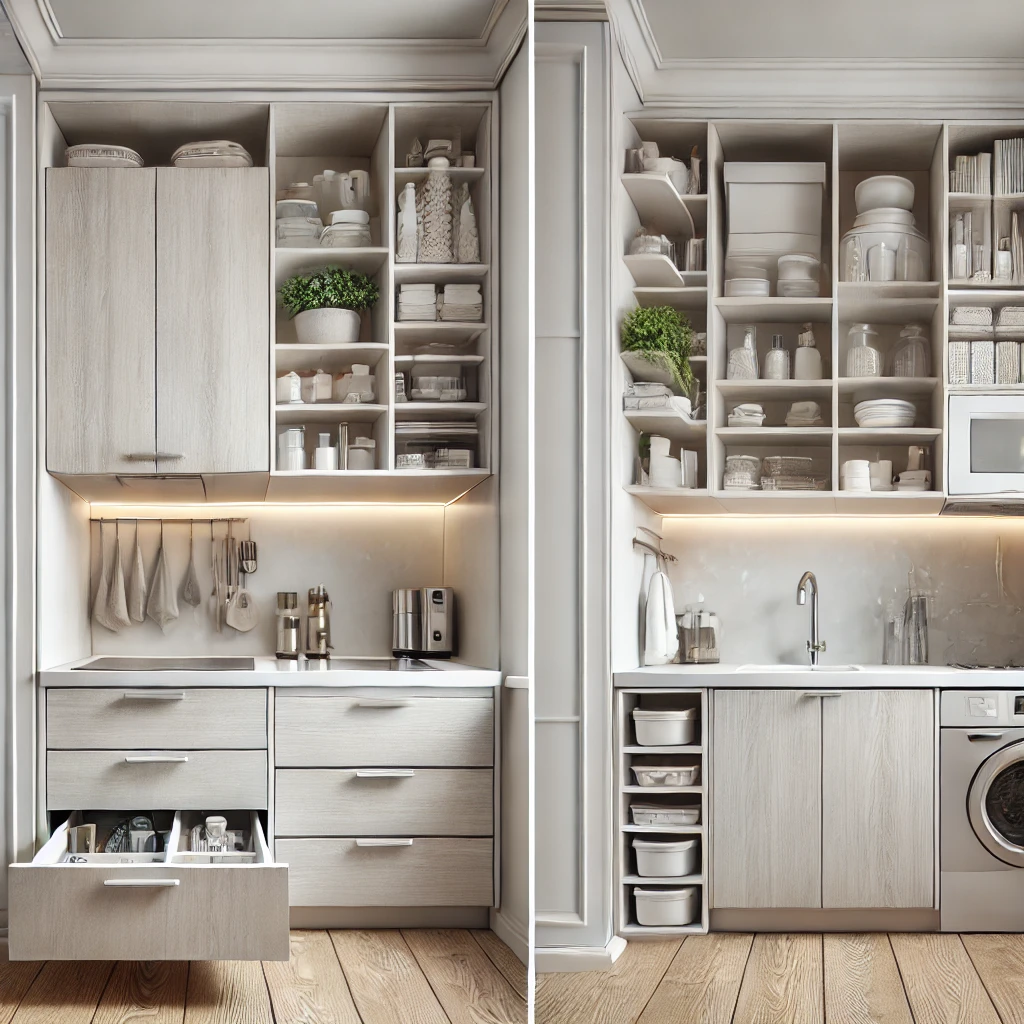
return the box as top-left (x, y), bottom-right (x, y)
top-left (969, 741), bottom-right (1024, 867)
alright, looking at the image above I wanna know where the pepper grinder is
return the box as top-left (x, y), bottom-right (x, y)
top-left (305, 585), bottom-right (333, 659)
top-left (275, 592), bottom-right (301, 660)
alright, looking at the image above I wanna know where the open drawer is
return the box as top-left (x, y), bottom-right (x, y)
top-left (8, 810), bottom-right (288, 961)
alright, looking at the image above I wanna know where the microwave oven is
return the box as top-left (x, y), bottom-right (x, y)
top-left (948, 395), bottom-right (1024, 495)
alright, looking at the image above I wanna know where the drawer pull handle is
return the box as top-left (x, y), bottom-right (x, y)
top-left (801, 691), bottom-right (843, 698)
top-left (123, 755), bottom-right (189, 764)
top-left (122, 690), bottom-right (187, 702)
top-left (355, 839), bottom-right (414, 847)
top-left (968, 731), bottom-right (1007, 741)
top-left (355, 699), bottom-right (411, 708)
top-left (124, 452), bottom-right (185, 461)
top-left (103, 878), bottom-right (180, 888)
top-left (354, 769), bottom-right (415, 779)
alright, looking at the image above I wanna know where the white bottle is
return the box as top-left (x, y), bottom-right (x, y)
top-left (793, 322), bottom-right (823, 380)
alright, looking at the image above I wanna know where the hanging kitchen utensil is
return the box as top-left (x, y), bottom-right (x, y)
top-left (208, 522), bottom-right (222, 632)
top-left (146, 521), bottom-right (179, 633)
top-left (181, 521), bottom-right (202, 608)
top-left (104, 521), bottom-right (131, 630)
top-left (92, 521), bottom-right (115, 632)
top-left (239, 534), bottom-right (257, 575)
top-left (225, 585), bottom-right (259, 632)
top-left (127, 520), bottom-right (147, 623)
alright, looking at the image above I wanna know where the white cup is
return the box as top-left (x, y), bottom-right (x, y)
top-left (996, 250), bottom-right (1013, 281)
top-left (868, 243), bottom-right (896, 282)
top-left (869, 460), bottom-right (893, 490)
top-left (649, 435), bottom-right (671, 459)
top-left (650, 455), bottom-right (681, 489)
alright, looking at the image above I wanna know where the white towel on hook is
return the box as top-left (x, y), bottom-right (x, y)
top-left (644, 570), bottom-right (678, 666)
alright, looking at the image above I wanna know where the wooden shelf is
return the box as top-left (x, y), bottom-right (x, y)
top-left (619, 924), bottom-right (707, 937)
top-left (715, 491), bottom-right (838, 514)
top-left (948, 287), bottom-right (1024, 305)
top-left (837, 377), bottom-right (940, 397)
top-left (716, 380), bottom-right (833, 400)
top-left (394, 167), bottom-right (486, 187)
top-left (620, 174), bottom-right (706, 235)
top-left (623, 409), bottom-right (706, 442)
top-left (624, 254), bottom-right (706, 289)
top-left (274, 247), bottom-right (389, 286)
top-left (275, 403), bottom-right (387, 424)
top-left (623, 874), bottom-right (703, 886)
top-left (837, 282), bottom-right (941, 322)
top-left (716, 427), bottom-right (833, 446)
top-left (393, 262), bottom-right (489, 283)
top-left (623, 785), bottom-right (702, 795)
top-left (622, 824), bottom-right (704, 835)
top-left (624, 486), bottom-right (722, 515)
top-left (715, 296), bottom-right (833, 323)
top-left (622, 745), bottom-right (702, 755)
top-left (394, 353), bottom-right (485, 368)
top-left (393, 323), bottom-right (488, 345)
top-left (275, 343), bottom-right (389, 372)
top-left (265, 469), bottom-right (490, 504)
top-left (394, 402), bottom-right (486, 421)
top-left (838, 427), bottom-right (941, 444)
top-left (833, 492), bottom-right (945, 514)
top-left (633, 287), bottom-right (708, 311)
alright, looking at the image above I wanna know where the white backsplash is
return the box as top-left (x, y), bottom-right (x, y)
top-left (658, 517), bottom-right (1024, 667)
top-left (89, 507), bottom-right (446, 658)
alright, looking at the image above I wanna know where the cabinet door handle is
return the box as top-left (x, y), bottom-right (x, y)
top-left (354, 769), bottom-right (415, 778)
top-left (122, 690), bottom-right (186, 702)
top-left (355, 838), bottom-right (414, 847)
top-left (123, 755), bottom-right (189, 764)
top-left (103, 878), bottom-right (180, 888)
top-left (355, 699), bottom-right (411, 709)
top-left (801, 691), bottom-right (843, 698)
top-left (968, 731), bottom-right (1007, 741)
top-left (124, 452), bottom-right (185, 461)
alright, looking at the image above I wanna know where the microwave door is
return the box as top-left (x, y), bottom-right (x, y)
top-left (949, 397), bottom-right (1024, 495)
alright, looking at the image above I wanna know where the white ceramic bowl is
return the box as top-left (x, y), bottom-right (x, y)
top-left (853, 207), bottom-right (916, 228)
top-left (855, 175), bottom-right (915, 213)
top-left (777, 254), bottom-right (820, 281)
top-left (724, 278), bottom-right (770, 297)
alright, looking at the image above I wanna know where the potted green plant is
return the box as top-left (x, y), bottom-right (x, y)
top-left (279, 266), bottom-right (380, 345)
top-left (620, 305), bottom-right (694, 394)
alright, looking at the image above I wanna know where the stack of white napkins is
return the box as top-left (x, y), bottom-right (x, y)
top-left (397, 283), bottom-right (438, 321)
top-left (998, 306), bottom-right (1024, 327)
top-left (728, 403), bottom-right (765, 426)
top-left (951, 305), bottom-right (993, 326)
top-left (785, 401), bottom-right (823, 426)
top-left (440, 284), bottom-right (483, 322)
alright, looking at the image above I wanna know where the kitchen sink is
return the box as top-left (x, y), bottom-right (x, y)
top-left (74, 657), bottom-right (256, 671)
top-left (735, 664), bottom-right (864, 673)
top-left (293, 658), bottom-right (436, 672)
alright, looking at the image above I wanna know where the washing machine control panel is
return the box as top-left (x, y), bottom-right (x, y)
top-left (969, 695), bottom-right (998, 717)
top-left (942, 690), bottom-right (1024, 727)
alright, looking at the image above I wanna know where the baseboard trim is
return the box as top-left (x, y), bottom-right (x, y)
top-left (711, 908), bottom-right (940, 933)
top-left (489, 909), bottom-right (529, 965)
top-left (536, 935), bottom-right (627, 973)
top-left (290, 907), bottom-right (490, 930)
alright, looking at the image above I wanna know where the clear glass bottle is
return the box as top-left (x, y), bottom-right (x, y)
top-left (845, 323), bottom-right (882, 377)
top-left (764, 334), bottom-right (790, 380)
top-left (793, 322), bottom-right (823, 380)
top-left (727, 324), bottom-right (758, 380)
top-left (891, 323), bottom-right (930, 377)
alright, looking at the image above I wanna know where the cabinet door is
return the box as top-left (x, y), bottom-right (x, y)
top-left (822, 690), bottom-right (934, 908)
top-left (712, 689), bottom-right (822, 908)
top-left (155, 168), bottom-right (269, 473)
top-left (46, 168), bottom-right (156, 474)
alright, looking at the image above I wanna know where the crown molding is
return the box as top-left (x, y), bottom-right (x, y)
top-left (4, 0), bottom-right (522, 90)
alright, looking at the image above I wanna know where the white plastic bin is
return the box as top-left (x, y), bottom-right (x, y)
top-left (632, 707), bottom-right (697, 746)
top-left (631, 764), bottom-right (700, 788)
top-left (630, 804), bottom-right (700, 827)
top-left (633, 837), bottom-right (699, 878)
top-left (634, 886), bottom-right (699, 927)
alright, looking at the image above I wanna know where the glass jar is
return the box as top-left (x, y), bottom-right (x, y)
top-left (891, 323), bottom-right (930, 378)
top-left (727, 324), bottom-right (759, 380)
top-left (845, 323), bottom-right (882, 377)
top-left (763, 334), bottom-right (790, 380)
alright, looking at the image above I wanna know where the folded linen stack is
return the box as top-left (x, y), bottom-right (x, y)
top-left (728, 403), bottom-right (765, 427)
top-left (397, 283), bottom-right (438, 321)
top-left (785, 401), bottom-right (823, 427)
top-left (440, 284), bottom-right (483, 322)
top-left (998, 306), bottom-right (1024, 327)
top-left (951, 305), bottom-right (993, 327)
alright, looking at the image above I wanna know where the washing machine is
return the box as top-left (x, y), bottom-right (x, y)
top-left (941, 689), bottom-right (1024, 931)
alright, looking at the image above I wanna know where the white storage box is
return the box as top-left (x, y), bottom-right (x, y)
top-left (632, 707), bottom-right (697, 746)
top-left (634, 886), bottom-right (699, 927)
top-left (632, 764), bottom-right (700, 788)
top-left (633, 837), bottom-right (698, 878)
top-left (630, 803), bottom-right (700, 827)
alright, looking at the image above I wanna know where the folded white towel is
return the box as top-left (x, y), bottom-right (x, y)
top-left (644, 571), bottom-right (678, 666)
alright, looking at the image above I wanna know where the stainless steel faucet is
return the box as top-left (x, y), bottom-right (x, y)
top-left (796, 571), bottom-right (826, 666)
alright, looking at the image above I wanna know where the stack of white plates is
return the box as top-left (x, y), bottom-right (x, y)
top-left (724, 278), bottom-right (770, 297)
top-left (66, 144), bottom-right (143, 168)
top-left (172, 140), bottom-right (253, 168)
top-left (853, 399), bottom-right (916, 428)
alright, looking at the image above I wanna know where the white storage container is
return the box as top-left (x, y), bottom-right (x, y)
top-left (632, 707), bottom-right (697, 746)
top-left (632, 837), bottom-right (698, 878)
top-left (634, 886), bottom-right (698, 927)
top-left (631, 764), bottom-right (700, 788)
top-left (630, 804), bottom-right (700, 827)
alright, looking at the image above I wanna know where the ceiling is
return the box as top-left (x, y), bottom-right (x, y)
top-left (43, 0), bottom-right (503, 41)
top-left (639, 0), bottom-right (1024, 60)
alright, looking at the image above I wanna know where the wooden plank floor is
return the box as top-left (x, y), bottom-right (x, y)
top-left (537, 933), bottom-right (1024, 1024)
top-left (0, 930), bottom-right (525, 1024)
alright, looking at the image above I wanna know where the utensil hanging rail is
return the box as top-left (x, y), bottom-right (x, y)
top-left (632, 527), bottom-right (677, 564)
top-left (89, 517), bottom-right (249, 524)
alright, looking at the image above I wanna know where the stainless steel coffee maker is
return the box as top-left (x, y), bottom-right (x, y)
top-left (393, 587), bottom-right (455, 658)
top-left (305, 585), bottom-right (332, 659)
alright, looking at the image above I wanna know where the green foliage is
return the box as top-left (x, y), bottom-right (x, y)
top-left (279, 266), bottom-right (380, 318)
top-left (620, 305), bottom-right (694, 393)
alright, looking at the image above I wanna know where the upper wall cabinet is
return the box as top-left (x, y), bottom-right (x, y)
top-left (45, 166), bottom-right (270, 477)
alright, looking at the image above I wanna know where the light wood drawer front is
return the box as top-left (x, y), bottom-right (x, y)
top-left (46, 749), bottom-right (268, 810)
top-left (47, 687), bottom-right (267, 749)
top-left (275, 696), bottom-right (493, 767)
top-left (8, 861), bottom-right (287, 961)
top-left (276, 838), bottom-right (493, 907)
top-left (275, 769), bottom-right (493, 837)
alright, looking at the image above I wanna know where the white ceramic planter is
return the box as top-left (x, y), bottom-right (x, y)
top-left (294, 307), bottom-right (361, 345)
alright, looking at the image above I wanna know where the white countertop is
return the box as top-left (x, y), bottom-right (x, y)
top-left (41, 655), bottom-right (502, 689)
top-left (614, 664), bottom-right (1024, 689)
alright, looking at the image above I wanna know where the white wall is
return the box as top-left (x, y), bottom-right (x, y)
top-left (658, 516), bottom-right (1024, 667)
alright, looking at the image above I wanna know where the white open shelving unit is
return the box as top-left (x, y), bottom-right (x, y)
top-left (615, 688), bottom-right (709, 938)
top-left (617, 118), bottom-right (1024, 516)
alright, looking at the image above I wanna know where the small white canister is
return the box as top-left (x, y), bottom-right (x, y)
top-left (632, 707), bottom-right (697, 746)
top-left (276, 371), bottom-right (302, 404)
top-left (632, 837), bottom-right (698, 878)
top-left (634, 886), bottom-right (698, 927)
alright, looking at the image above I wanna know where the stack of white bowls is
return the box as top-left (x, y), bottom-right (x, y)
top-left (854, 398), bottom-right (916, 428)
top-left (841, 175), bottom-right (930, 282)
top-left (841, 460), bottom-right (872, 492)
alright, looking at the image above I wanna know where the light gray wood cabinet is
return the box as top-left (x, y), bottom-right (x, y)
top-left (156, 168), bottom-right (269, 474)
top-left (46, 168), bottom-right (157, 474)
top-left (712, 689), bottom-right (822, 909)
top-left (712, 688), bottom-right (935, 912)
top-left (822, 689), bottom-right (934, 908)
top-left (45, 166), bottom-right (269, 477)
